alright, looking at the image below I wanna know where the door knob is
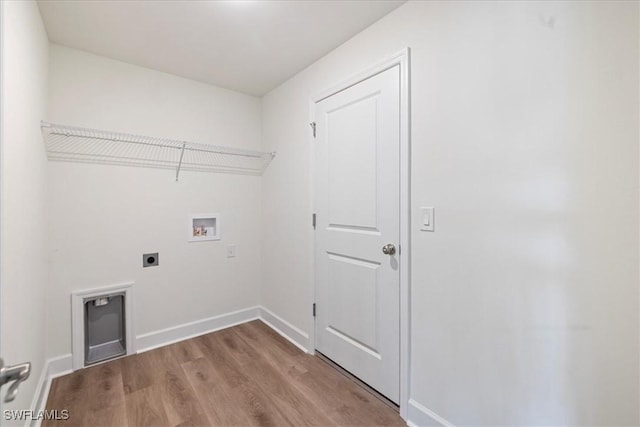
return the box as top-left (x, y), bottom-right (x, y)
top-left (0, 358), bottom-right (31, 403)
top-left (382, 244), bottom-right (396, 255)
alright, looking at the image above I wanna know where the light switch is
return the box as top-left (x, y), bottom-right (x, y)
top-left (420, 207), bottom-right (434, 232)
top-left (227, 245), bottom-right (236, 258)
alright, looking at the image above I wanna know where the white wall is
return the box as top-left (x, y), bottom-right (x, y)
top-left (1, 0), bottom-right (50, 418)
top-left (261, 1), bottom-right (639, 425)
top-left (46, 45), bottom-right (263, 357)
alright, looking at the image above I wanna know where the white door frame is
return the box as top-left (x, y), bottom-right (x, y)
top-left (0, 0), bottom-right (4, 369)
top-left (308, 48), bottom-right (411, 420)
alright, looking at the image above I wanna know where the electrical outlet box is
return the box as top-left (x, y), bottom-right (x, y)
top-left (143, 252), bottom-right (159, 267)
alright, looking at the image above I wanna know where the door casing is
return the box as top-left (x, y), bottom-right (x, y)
top-left (0, 0), bottom-right (5, 403)
top-left (308, 48), bottom-right (411, 420)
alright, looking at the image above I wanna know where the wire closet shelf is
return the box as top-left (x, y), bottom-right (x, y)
top-left (41, 121), bottom-right (275, 180)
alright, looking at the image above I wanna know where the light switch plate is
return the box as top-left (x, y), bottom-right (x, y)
top-left (420, 207), bottom-right (435, 232)
top-left (227, 245), bottom-right (236, 258)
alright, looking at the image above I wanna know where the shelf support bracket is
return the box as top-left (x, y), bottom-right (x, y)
top-left (176, 143), bottom-right (186, 181)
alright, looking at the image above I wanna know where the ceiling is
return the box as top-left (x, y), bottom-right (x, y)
top-left (37, 0), bottom-right (406, 97)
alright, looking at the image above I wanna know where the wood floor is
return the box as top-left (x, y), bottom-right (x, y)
top-left (44, 320), bottom-right (405, 426)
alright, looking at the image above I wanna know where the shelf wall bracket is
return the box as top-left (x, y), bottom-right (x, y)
top-left (176, 142), bottom-right (186, 181)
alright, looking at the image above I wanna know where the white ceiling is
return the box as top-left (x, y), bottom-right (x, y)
top-left (37, 0), bottom-right (405, 97)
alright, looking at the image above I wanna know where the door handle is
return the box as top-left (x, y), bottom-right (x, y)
top-left (0, 358), bottom-right (31, 403)
top-left (382, 244), bottom-right (396, 255)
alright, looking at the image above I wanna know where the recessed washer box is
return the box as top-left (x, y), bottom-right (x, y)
top-left (189, 213), bottom-right (220, 242)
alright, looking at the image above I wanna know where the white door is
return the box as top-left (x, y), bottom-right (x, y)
top-left (314, 65), bottom-right (400, 404)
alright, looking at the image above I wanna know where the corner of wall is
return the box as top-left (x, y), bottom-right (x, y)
top-left (1, 0), bottom-right (51, 418)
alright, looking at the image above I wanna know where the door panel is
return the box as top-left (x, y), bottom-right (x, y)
top-left (327, 94), bottom-right (379, 230)
top-left (315, 65), bottom-right (400, 403)
top-left (327, 253), bottom-right (380, 354)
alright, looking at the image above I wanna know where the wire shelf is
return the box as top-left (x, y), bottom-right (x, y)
top-left (41, 121), bottom-right (275, 179)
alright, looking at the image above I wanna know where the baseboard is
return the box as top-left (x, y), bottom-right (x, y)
top-left (28, 354), bottom-right (72, 427)
top-left (258, 306), bottom-right (310, 353)
top-left (46, 354), bottom-right (73, 379)
top-left (28, 363), bottom-right (48, 427)
top-left (407, 399), bottom-right (454, 427)
top-left (135, 305), bottom-right (309, 354)
top-left (136, 306), bottom-right (261, 353)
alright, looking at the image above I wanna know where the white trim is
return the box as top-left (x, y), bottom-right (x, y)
top-left (71, 282), bottom-right (135, 370)
top-left (28, 364), bottom-right (48, 427)
top-left (136, 306), bottom-right (259, 353)
top-left (309, 48), bottom-right (411, 420)
top-left (0, 0), bottom-right (4, 364)
top-left (312, 49), bottom-right (410, 103)
top-left (308, 99), bottom-right (317, 357)
top-left (259, 306), bottom-right (310, 353)
top-left (29, 354), bottom-right (72, 427)
top-left (398, 48), bottom-right (412, 423)
top-left (407, 399), bottom-right (455, 427)
top-left (46, 354), bottom-right (73, 379)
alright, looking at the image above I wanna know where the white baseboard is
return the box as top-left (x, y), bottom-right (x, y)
top-left (28, 363), bottom-right (48, 427)
top-left (47, 354), bottom-right (73, 379)
top-left (29, 354), bottom-right (72, 427)
top-left (136, 306), bottom-right (261, 353)
top-left (407, 399), bottom-right (454, 427)
top-left (258, 306), bottom-right (310, 353)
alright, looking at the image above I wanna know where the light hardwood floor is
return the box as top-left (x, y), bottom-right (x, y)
top-left (43, 320), bottom-right (405, 426)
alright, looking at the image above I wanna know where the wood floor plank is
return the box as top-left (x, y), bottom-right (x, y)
top-left (83, 403), bottom-right (128, 427)
top-left (144, 348), bottom-right (205, 426)
top-left (189, 357), bottom-right (290, 426)
top-left (246, 321), bottom-right (306, 359)
top-left (298, 357), bottom-right (404, 426)
top-left (125, 386), bottom-right (170, 427)
top-left (192, 333), bottom-right (247, 389)
top-left (42, 371), bottom-right (89, 427)
top-left (45, 321), bottom-right (405, 427)
top-left (84, 362), bottom-right (126, 413)
top-left (234, 321), bottom-right (309, 378)
top-left (182, 356), bottom-right (256, 426)
top-left (169, 338), bottom-right (205, 364)
top-left (201, 331), bottom-right (294, 426)
top-left (230, 326), bottom-right (335, 426)
top-left (237, 321), bottom-right (404, 426)
top-left (120, 353), bottom-right (154, 395)
top-left (173, 412), bottom-right (210, 427)
top-left (213, 327), bottom-right (258, 366)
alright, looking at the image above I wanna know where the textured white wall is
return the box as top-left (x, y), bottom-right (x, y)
top-left (46, 45), bottom-right (263, 358)
top-left (261, 1), bottom-right (639, 425)
top-left (1, 0), bottom-right (49, 418)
